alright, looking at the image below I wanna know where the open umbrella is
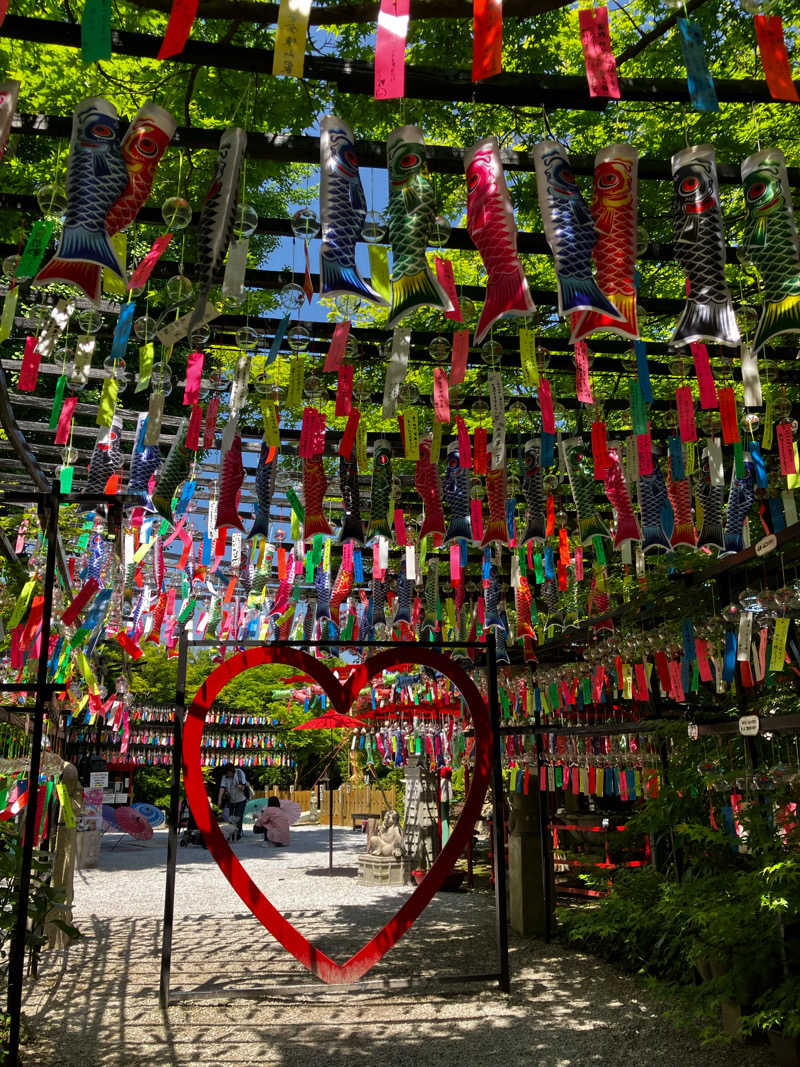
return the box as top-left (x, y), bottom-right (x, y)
top-left (132, 801), bottom-right (165, 828)
top-left (293, 710), bottom-right (365, 870)
top-left (114, 806), bottom-right (154, 841)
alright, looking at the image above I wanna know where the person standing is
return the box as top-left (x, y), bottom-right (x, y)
top-left (218, 763), bottom-right (248, 841)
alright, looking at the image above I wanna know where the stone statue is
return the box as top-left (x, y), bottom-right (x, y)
top-left (367, 810), bottom-right (405, 858)
top-left (45, 762), bottom-right (83, 949)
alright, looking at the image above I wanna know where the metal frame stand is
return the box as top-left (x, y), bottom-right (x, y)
top-left (2, 485), bottom-right (60, 1067)
top-left (159, 634), bottom-right (510, 1004)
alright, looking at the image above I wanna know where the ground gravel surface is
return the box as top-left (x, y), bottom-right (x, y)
top-left (21, 823), bottom-right (774, 1066)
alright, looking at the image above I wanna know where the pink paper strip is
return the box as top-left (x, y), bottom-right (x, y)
top-left (183, 349), bottom-right (204, 405)
top-left (450, 329), bottom-right (470, 386)
top-left (675, 385), bottom-right (697, 442)
top-left (777, 421), bottom-right (796, 474)
top-left (324, 320), bottom-right (351, 372)
top-left (54, 396), bottom-right (78, 445)
top-left (18, 336), bottom-right (40, 392)
top-left (574, 341), bottom-right (594, 404)
top-left (335, 364), bottom-right (354, 417)
top-left (204, 394), bottom-right (220, 448)
top-left (157, 0), bottom-right (199, 60)
top-left (129, 233), bottom-right (173, 290)
top-left (374, 0), bottom-right (409, 100)
top-left (690, 342), bottom-right (718, 410)
top-left (186, 403), bottom-right (203, 450)
top-left (433, 367), bottom-right (450, 423)
top-left (393, 508), bottom-right (408, 546)
top-left (372, 542), bottom-right (382, 579)
top-left (449, 542), bottom-right (461, 581)
top-left (579, 6), bottom-right (621, 100)
top-left (538, 378), bottom-right (555, 435)
top-left (574, 545), bottom-right (584, 581)
top-left (636, 430), bottom-right (653, 476)
top-left (435, 257), bottom-right (462, 322)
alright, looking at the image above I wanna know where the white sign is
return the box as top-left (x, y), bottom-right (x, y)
top-left (738, 715), bottom-right (760, 737)
top-left (687, 724), bottom-right (699, 740)
top-left (90, 772), bottom-right (109, 788)
top-left (755, 534), bottom-right (777, 557)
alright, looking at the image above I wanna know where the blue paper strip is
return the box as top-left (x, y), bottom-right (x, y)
top-left (750, 441), bottom-right (768, 488)
top-left (678, 18), bottom-right (719, 113)
top-left (682, 618), bottom-right (696, 661)
top-left (634, 340), bottom-right (653, 404)
top-left (353, 548), bottom-right (363, 584)
top-left (769, 496), bottom-right (786, 533)
top-left (668, 436), bottom-right (686, 481)
top-left (544, 546), bottom-right (555, 580)
top-left (265, 315), bottom-right (291, 366)
top-left (541, 431), bottom-right (555, 468)
top-left (723, 630), bottom-right (737, 682)
top-left (110, 300), bottom-right (136, 360)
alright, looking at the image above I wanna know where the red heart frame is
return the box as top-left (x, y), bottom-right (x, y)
top-left (182, 645), bottom-right (491, 985)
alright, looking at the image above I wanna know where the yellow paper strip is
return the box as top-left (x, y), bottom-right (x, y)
top-left (272, 0), bottom-right (312, 77)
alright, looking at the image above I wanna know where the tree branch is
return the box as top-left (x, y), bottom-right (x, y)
top-left (122, 0), bottom-right (574, 26)
top-left (616, 0), bottom-right (708, 67)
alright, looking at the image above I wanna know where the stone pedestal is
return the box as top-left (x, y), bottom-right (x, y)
top-left (75, 829), bottom-right (101, 869)
top-left (357, 854), bottom-right (411, 886)
top-left (403, 756), bottom-right (439, 869)
top-left (508, 788), bottom-right (553, 937)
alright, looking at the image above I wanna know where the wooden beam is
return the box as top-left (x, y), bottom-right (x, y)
top-left (2, 17), bottom-right (797, 110)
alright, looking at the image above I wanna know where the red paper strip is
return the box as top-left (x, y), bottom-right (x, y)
top-left (591, 421), bottom-right (609, 479)
top-left (450, 329), bottom-right (470, 386)
top-left (717, 386), bottom-right (740, 445)
top-left (54, 396), bottom-right (78, 445)
top-left (538, 378), bottom-right (555, 435)
top-left (558, 527), bottom-right (570, 566)
top-left (574, 545), bottom-right (584, 581)
top-left (177, 528), bottom-right (192, 570)
top-left (449, 542), bottom-right (461, 581)
top-left (473, 426), bottom-right (488, 475)
top-left (434, 257), bottom-right (462, 322)
top-left (61, 578), bottom-right (99, 626)
top-left (754, 16), bottom-right (800, 103)
top-left (470, 498), bottom-right (484, 542)
top-left (777, 422), bottom-right (796, 474)
top-left (636, 430), bottom-right (653, 476)
top-left (324, 320), bottom-right (351, 372)
top-left (157, 0), bottom-right (199, 60)
top-left (579, 6), bottom-right (621, 100)
top-left (335, 364), bottom-right (354, 417)
top-left (129, 233), bottom-right (173, 290)
top-left (739, 660), bottom-right (754, 688)
top-left (456, 417), bottom-right (473, 467)
top-left (690, 342), bottom-right (718, 410)
top-left (433, 366), bottom-right (451, 423)
top-left (339, 408), bottom-right (361, 458)
top-left (374, 0), bottom-right (409, 100)
top-left (634, 662), bottom-right (648, 700)
top-left (393, 508), bottom-right (408, 546)
top-left (183, 349), bottom-right (204, 405)
top-left (574, 341), bottom-right (594, 404)
top-left (545, 495), bottom-right (555, 537)
top-left (473, 0), bottom-right (502, 83)
top-left (304, 243), bottom-right (314, 303)
top-left (299, 407), bottom-right (316, 458)
top-left (204, 394), bottom-right (220, 448)
top-left (0, 0), bottom-right (9, 29)
top-left (695, 638), bottom-right (713, 682)
top-left (116, 630), bottom-right (144, 660)
top-left (675, 385), bottom-right (698, 442)
top-left (186, 403), bottom-right (203, 450)
top-left (18, 336), bottom-right (41, 392)
top-left (654, 651), bottom-right (671, 694)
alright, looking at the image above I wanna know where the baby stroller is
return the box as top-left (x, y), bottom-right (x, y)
top-left (178, 799), bottom-right (207, 848)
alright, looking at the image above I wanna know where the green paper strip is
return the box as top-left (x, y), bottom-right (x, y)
top-left (0, 287), bottom-right (19, 343)
top-left (96, 377), bottom-right (119, 426)
top-left (135, 343), bottom-right (155, 394)
top-left (59, 466), bottom-right (74, 493)
top-left (628, 377), bottom-right (649, 435)
top-left (177, 597), bottom-right (196, 623)
top-left (286, 486), bottom-right (305, 522)
top-left (733, 440), bottom-right (744, 478)
top-left (17, 220), bottom-right (55, 279)
top-left (81, 0), bottom-right (112, 62)
top-left (341, 613), bottom-right (355, 640)
top-left (533, 553), bottom-right (544, 584)
top-left (159, 519), bottom-right (170, 535)
top-left (49, 374), bottom-right (67, 429)
top-left (593, 536), bottom-right (606, 565)
top-left (312, 534), bottom-right (323, 566)
top-left (305, 553), bottom-right (314, 583)
top-left (8, 578), bottom-right (36, 629)
top-left (518, 547), bottom-right (527, 576)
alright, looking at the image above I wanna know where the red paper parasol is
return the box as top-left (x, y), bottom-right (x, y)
top-left (293, 711), bottom-right (365, 869)
top-left (114, 806), bottom-right (154, 841)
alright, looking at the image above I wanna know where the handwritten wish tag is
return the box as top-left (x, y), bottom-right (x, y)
top-left (81, 0), bottom-right (112, 63)
top-left (538, 378), bottom-right (555, 435)
top-left (777, 422), bottom-right (796, 475)
top-left (273, 0), bottom-right (312, 78)
top-left (675, 385), bottom-right (697, 442)
top-left (374, 0), bottom-right (409, 99)
top-left (574, 341), bottom-right (594, 403)
top-left (717, 386), bottom-right (740, 445)
top-left (754, 15), bottom-right (799, 103)
top-left (690, 342), bottom-right (718, 409)
top-left (450, 329), bottom-right (470, 386)
top-left (433, 367), bottom-right (450, 423)
top-left (324, 319), bottom-right (351, 372)
top-left (579, 6), bottom-right (621, 100)
top-left (636, 430), bottom-right (653, 476)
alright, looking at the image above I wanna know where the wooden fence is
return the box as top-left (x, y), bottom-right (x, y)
top-left (257, 784), bottom-right (399, 826)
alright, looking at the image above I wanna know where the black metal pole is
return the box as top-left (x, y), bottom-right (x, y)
top-left (159, 625), bottom-right (187, 1010)
top-left (7, 484), bottom-right (59, 1067)
top-left (486, 632), bottom-right (510, 994)
top-left (329, 732), bottom-right (333, 871)
top-left (533, 699), bottom-right (553, 943)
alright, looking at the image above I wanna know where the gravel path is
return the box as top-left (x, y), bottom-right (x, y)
top-left (21, 824), bottom-right (773, 1067)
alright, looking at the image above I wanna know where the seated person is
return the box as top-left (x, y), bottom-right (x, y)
top-left (254, 796), bottom-right (291, 847)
